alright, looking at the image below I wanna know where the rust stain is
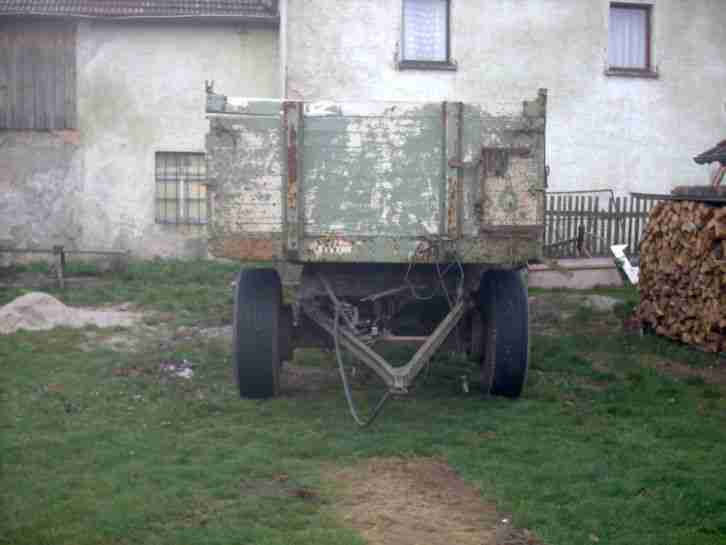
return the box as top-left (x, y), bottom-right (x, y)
top-left (306, 234), bottom-right (354, 258)
top-left (447, 175), bottom-right (458, 236)
top-left (285, 103), bottom-right (299, 211)
top-left (212, 237), bottom-right (280, 261)
top-left (413, 239), bottom-right (437, 263)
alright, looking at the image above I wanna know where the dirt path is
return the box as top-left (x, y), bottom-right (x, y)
top-left (650, 359), bottom-right (726, 388)
top-left (327, 457), bottom-right (540, 545)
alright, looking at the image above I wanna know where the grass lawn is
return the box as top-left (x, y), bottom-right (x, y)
top-left (1, 261), bottom-right (725, 545)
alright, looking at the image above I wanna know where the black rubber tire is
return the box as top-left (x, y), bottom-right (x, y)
top-left (233, 268), bottom-right (281, 399)
top-left (477, 269), bottom-right (529, 398)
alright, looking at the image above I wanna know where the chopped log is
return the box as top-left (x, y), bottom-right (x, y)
top-left (638, 200), bottom-right (726, 353)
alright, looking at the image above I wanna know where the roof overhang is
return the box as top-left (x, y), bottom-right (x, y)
top-left (694, 139), bottom-right (726, 165)
top-left (0, 12), bottom-right (279, 24)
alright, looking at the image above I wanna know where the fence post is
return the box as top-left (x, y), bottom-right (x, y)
top-left (52, 245), bottom-right (65, 289)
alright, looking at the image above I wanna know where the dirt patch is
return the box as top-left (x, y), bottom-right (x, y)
top-left (281, 361), bottom-right (339, 394)
top-left (240, 475), bottom-right (319, 503)
top-left (0, 292), bottom-right (142, 334)
top-left (529, 293), bottom-right (626, 337)
top-left (650, 359), bottom-right (726, 388)
top-left (327, 457), bottom-right (540, 545)
top-left (529, 294), bottom-right (575, 335)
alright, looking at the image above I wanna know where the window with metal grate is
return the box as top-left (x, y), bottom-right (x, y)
top-left (155, 152), bottom-right (208, 225)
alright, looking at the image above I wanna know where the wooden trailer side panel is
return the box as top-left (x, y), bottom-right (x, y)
top-left (460, 101), bottom-right (546, 238)
top-left (206, 101), bottom-right (284, 260)
top-left (302, 102), bottom-right (443, 238)
top-left (205, 91), bottom-right (546, 264)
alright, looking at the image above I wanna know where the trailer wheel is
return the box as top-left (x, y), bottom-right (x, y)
top-left (478, 269), bottom-right (529, 398)
top-left (233, 268), bottom-right (281, 399)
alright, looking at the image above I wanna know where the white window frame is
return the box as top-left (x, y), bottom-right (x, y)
top-left (606, 2), bottom-right (656, 78)
top-left (399, 0), bottom-right (456, 71)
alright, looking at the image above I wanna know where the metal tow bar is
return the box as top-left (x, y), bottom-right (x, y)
top-left (301, 276), bottom-right (471, 394)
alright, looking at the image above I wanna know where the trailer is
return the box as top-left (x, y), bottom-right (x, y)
top-left (205, 89), bottom-right (547, 423)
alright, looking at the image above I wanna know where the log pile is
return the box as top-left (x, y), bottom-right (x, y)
top-left (638, 200), bottom-right (726, 353)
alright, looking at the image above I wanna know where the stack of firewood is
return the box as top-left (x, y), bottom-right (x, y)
top-left (638, 200), bottom-right (726, 353)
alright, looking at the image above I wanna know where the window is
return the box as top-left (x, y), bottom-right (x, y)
top-left (0, 20), bottom-right (77, 129)
top-left (400, 0), bottom-right (454, 70)
top-left (607, 3), bottom-right (654, 76)
top-left (155, 152), bottom-right (208, 225)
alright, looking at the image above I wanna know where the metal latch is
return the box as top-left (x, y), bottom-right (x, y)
top-left (448, 146), bottom-right (530, 175)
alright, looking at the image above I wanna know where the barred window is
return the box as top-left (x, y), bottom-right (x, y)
top-left (155, 152), bottom-right (208, 225)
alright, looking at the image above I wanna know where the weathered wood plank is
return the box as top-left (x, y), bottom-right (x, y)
top-left (563, 195), bottom-right (574, 252)
top-left (20, 31), bottom-right (35, 129)
top-left (1, 21), bottom-right (75, 129)
top-left (0, 25), bottom-right (9, 128)
top-left (35, 37), bottom-right (48, 130)
top-left (546, 195), bottom-right (554, 250)
top-left (585, 195), bottom-right (595, 254)
top-left (64, 23), bottom-right (76, 129)
top-left (7, 25), bottom-right (18, 128)
top-left (53, 26), bottom-right (65, 130)
top-left (634, 196), bottom-right (642, 251)
top-left (614, 197), bottom-right (622, 247)
top-left (593, 196), bottom-right (601, 255)
top-left (303, 109), bottom-right (443, 237)
top-left (627, 195), bottom-right (634, 251)
top-left (445, 101), bottom-right (462, 238)
top-left (304, 100), bottom-right (442, 118)
top-left (207, 96), bottom-right (282, 116)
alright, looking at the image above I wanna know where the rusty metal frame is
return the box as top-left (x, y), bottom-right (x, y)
top-left (301, 275), bottom-right (471, 392)
top-left (444, 101), bottom-right (463, 239)
top-left (283, 101), bottom-right (303, 260)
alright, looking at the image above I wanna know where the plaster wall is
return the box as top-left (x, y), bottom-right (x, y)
top-left (77, 20), bottom-right (279, 257)
top-left (1, 20), bottom-right (279, 258)
top-left (0, 130), bottom-right (83, 251)
top-left (285, 0), bottom-right (726, 196)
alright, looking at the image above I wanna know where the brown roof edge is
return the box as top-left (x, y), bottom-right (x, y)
top-left (0, 0), bottom-right (278, 20)
top-left (0, 12), bottom-right (279, 23)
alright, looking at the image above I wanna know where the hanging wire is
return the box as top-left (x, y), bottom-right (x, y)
top-left (333, 303), bottom-right (390, 428)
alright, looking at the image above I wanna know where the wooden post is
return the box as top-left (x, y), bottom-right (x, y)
top-left (613, 197), bottom-right (621, 247)
top-left (53, 245), bottom-right (65, 289)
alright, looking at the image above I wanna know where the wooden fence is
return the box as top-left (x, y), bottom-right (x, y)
top-left (544, 192), bottom-right (665, 258)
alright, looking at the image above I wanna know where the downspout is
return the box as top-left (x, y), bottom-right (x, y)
top-left (279, 0), bottom-right (288, 98)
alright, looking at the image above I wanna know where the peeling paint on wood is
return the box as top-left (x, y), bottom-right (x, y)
top-left (208, 236), bottom-right (282, 261)
top-left (206, 92), bottom-right (546, 265)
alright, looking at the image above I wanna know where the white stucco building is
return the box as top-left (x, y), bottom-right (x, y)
top-left (1, 0), bottom-right (280, 257)
top-left (1, 0), bottom-right (725, 257)
top-left (282, 0), bottom-right (726, 196)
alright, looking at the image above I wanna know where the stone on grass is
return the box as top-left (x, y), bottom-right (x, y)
top-left (583, 294), bottom-right (621, 312)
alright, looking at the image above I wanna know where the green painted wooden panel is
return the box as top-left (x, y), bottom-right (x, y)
top-left (206, 115), bottom-right (283, 235)
top-left (302, 104), bottom-right (444, 237)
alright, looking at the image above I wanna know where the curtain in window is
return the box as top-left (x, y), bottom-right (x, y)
top-left (608, 7), bottom-right (647, 69)
top-left (403, 0), bottom-right (447, 61)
